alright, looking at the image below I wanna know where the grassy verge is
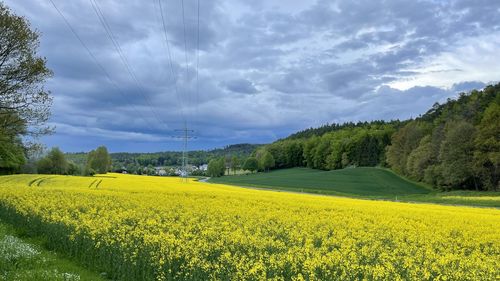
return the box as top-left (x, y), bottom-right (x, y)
top-left (0, 218), bottom-right (106, 281)
top-left (397, 191), bottom-right (500, 208)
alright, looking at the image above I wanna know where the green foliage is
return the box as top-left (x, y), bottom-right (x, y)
top-left (260, 83), bottom-right (499, 192)
top-left (83, 167), bottom-right (96, 177)
top-left (36, 147), bottom-right (68, 175)
top-left (386, 122), bottom-right (425, 175)
top-left (437, 120), bottom-right (476, 189)
top-left (207, 158), bottom-right (225, 177)
top-left (258, 150), bottom-right (275, 172)
top-left (0, 3), bottom-right (53, 175)
top-left (286, 120), bottom-right (403, 140)
top-left (86, 146), bottom-right (111, 174)
top-left (0, 130), bottom-right (25, 174)
top-left (65, 144), bottom-right (260, 174)
top-left (386, 84), bottom-right (500, 191)
top-left (266, 123), bottom-right (396, 171)
top-left (473, 102), bottom-right (500, 191)
top-left (230, 155), bottom-right (240, 175)
top-left (67, 161), bottom-right (81, 176)
top-left (406, 135), bottom-right (434, 181)
top-left (242, 157), bottom-right (258, 173)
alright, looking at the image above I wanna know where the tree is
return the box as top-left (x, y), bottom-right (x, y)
top-left (473, 102), bottom-right (500, 190)
top-left (242, 157), bottom-right (258, 173)
top-left (303, 136), bottom-right (320, 168)
top-left (438, 120), bottom-right (476, 190)
top-left (406, 135), bottom-right (434, 181)
top-left (231, 155), bottom-right (240, 175)
top-left (0, 3), bottom-right (53, 173)
top-left (0, 110), bottom-right (26, 172)
top-left (37, 147), bottom-right (68, 174)
top-left (341, 152), bottom-right (350, 168)
top-left (259, 151), bottom-right (275, 172)
top-left (207, 158), bottom-right (225, 177)
top-left (67, 161), bottom-right (81, 176)
top-left (386, 122), bottom-right (424, 175)
top-left (86, 146), bottom-right (111, 174)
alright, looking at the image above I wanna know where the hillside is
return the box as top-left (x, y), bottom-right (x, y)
top-left (209, 167), bottom-right (430, 197)
top-left (208, 167), bottom-right (500, 207)
top-left (284, 120), bottom-right (406, 140)
top-left (253, 83), bottom-right (500, 192)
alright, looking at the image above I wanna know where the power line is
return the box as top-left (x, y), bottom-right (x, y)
top-left (48, 0), bottom-right (157, 133)
top-left (196, 0), bottom-right (200, 124)
top-left (157, 0), bottom-right (199, 180)
top-left (180, 0), bottom-right (193, 180)
top-left (180, 0), bottom-right (192, 124)
top-left (157, 0), bottom-right (186, 123)
top-left (88, 0), bottom-right (170, 131)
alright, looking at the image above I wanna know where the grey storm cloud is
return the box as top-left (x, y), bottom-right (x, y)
top-left (3, 0), bottom-right (500, 152)
top-left (223, 79), bottom-right (258, 94)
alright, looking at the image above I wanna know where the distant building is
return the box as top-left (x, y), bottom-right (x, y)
top-left (116, 167), bottom-right (128, 174)
top-left (199, 164), bottom-right (208, 171)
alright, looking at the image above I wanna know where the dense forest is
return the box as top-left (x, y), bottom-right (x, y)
top-left (66, 143), bottom-right (261, 173)
top-left (256, 84), bottom-right (499, 191)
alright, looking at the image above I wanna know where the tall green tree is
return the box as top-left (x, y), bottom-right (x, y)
top-left (0, 3), bottom-right (53, 173)
top-left (438, 120), bottom-right (476, 190)
top-left (259, 151), bottom-right (275, 172)
top-left (231, 155), bottom-right (240, 175)
top-left (86, 146), bottom-right (111, 174)
top-left (37, 147), bottom-right (68, 174)
top-left (0, 132), bottom-right (25, 174)
top-left (207, 158), bottom-right (225, 177)
top-left (406, 136), bottom-right (434, 181)
top-left (242, 157), bottom-right (258, 173)
top-left (0, 3), bottom-right (53, 170)
top-left (386, 122), bottom-right (424, 174)
top-left (473, 102), bottom-right (500, 190)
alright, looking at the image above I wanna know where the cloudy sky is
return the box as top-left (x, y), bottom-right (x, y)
top-left (5, 0), bottom-right (500, 152)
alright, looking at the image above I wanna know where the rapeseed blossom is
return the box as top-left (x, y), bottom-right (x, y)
top-left (0, 174), bottom-right (498, 280)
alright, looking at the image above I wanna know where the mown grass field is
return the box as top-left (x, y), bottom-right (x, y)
top-left (209, 167), bottom-right (500, 207)
top-left (0, 174), bottom-right (499, 280)
top-left (210, 167), bottom-right (429, 196)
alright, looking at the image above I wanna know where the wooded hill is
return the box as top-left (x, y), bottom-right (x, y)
top-left (257, 83), bottom-right (500, 191)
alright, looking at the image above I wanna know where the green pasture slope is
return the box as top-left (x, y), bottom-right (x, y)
top-left (210, 167), bottom-right (429, 197)
top-left (209, 167), bottom-right (500, 207)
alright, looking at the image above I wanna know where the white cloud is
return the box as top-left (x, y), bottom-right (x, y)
top-left (388, 32), bottom-right (500, 90)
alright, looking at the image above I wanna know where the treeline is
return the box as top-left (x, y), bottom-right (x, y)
top-left (264, 122), bottom-right (399, 170)
top-left (386, 84), bottom-right (499, 191)
top-left (66, 143), bottom-right (260, 174)
top-left (285, 120), bottom-right (404, 140)
top-left (33, 146), bottom-right (111, 176)
top-left (256, 84), bottom-right (499, 191)
top-left (206, 122), bottom-right (398, 177)
top-left (206, 152), bottom-right (273, 177)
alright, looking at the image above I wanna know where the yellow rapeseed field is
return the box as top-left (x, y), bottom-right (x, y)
top-left (0, 174), bottom-right (498, 280)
